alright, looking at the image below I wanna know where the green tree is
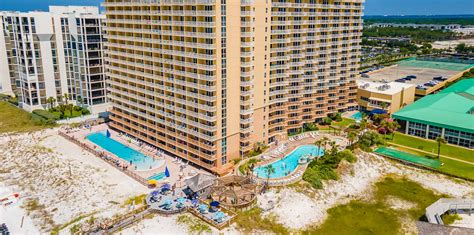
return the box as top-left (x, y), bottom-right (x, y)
top-left (77, 95), bottom-right (83, 107)
top-left (436, 137), bottom-right (447, 159)
top-left (264, 165), bottom-right (276, 185)
top-left (314, 139), bottom-right (324, 152)
top-left (347, 131), bottom-right (358, 147)
top-left (46, 97), bottom-right (56, 109)
top-left (63, 93), bottom-right (70, 105)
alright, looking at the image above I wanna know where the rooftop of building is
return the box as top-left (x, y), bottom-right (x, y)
top-left (357, 80), bottom-right (415, 95)
top-left (360, 58), bottom-right (474, 89)
top-left (393, 79), bottom-right (474, 133)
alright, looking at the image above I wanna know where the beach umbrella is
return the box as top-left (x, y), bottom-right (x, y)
top-left (210, 201), bottom-right (220, 207)
top-left (148, 179), bottom-right (158, 185)
top-left (191, 198), bottom-right (199, 206)
top-left (106, 129), bottom-right (111, 138)
top-left (165, 166), bottom-right (170, 177)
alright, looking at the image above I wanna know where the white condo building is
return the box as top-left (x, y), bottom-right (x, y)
top-left (0, 6), bottom-right (108, 113)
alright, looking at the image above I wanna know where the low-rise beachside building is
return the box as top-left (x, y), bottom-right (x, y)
top-left (0, 6), bottom-right (108, 113)
top-left (357, 81), bottom-right (416, 114)
top-left (393, 79), bottom-right (474, 149)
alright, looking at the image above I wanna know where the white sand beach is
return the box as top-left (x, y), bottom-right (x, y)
top-left (260, 152), bottom-right (474, 229)
top-left (0, 129), bottom-right (148, 232)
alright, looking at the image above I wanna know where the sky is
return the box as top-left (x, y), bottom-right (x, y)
top-left (0, 0), bottom-right (473, 15)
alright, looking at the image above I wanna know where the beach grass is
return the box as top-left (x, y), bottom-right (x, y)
top-left (306, 177), bottom-right (442, 234)
top-left (123, 194), bottom-right (147, 207)
top-left (177, 214), bottom-right (212, 234)
top-left (441, 213), bottom-right (462, 225)
top-left (234, 208), bottom-right (289, 234)
top-left (0, 101), bottom-right (52, 133)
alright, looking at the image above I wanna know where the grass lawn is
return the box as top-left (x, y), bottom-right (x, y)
top-left (390, 145), bottom-right (474, 180)
top-left (388, 132), bottom-right (473, 163)
top-left (306, 177), bottom-right (443, 234)
top-left (318, 118), bottom-right (356, 130)
top-left (0, 101), bottom-right (51, 133)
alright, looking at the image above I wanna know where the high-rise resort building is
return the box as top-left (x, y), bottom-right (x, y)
top-left (103, 0), bottom-right (364, 174)
top-left (0, 6), bottom-right (108, 113)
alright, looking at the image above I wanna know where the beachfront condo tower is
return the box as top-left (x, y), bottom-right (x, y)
top-left (0, 6), bottom-right (108, 113)
top-left (103, 0), bottom-right (364, 174)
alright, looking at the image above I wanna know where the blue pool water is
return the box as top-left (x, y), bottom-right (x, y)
top-left (350, 111), bottom-right (363, 121)
top-left (254, 145), bottom-right (324, 179)
top-left (87, 131), bottom-right (165, 171)
top-left (148, 172), bottom-right (166, 181)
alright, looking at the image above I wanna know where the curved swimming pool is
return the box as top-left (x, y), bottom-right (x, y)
top-left (87, 131), bottom-right (165, 171)
top-left (254, 145), bottom-right (324, 179)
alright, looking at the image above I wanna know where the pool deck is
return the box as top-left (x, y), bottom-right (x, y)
top-left (61, 124), bottom-right (207, 186)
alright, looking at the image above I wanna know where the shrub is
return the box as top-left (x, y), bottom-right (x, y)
top-left (32, 109), bottom-right (60, 120)
top-left (321, 117), bottom-right (333, 126)
top-left (304, 149), bottom-right (357, 189)
top-left (304, 122), bottom-right (319, 131)
top-left (81, 108), bottom-right (91, 115)
top-left (358, 130), bottom-right (385, 151)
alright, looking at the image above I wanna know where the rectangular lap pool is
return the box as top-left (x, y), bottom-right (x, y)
top-left (254, 145), bottom-right (323, 179)
top-left (87, 131), bottom-right (165, 171)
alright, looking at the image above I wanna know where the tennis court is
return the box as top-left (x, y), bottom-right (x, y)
top-left (397, 59), bottom-right (473, 71)
top-left (374, 147), bottom-right (441, 169)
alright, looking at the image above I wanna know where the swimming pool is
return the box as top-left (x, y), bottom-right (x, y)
top-left (350, 111), bottom-right (363, 121)
top-left (87, 131), bottom-right (165, 171)
top-left (148, 172), bottom-right (166, 181)
top-left (254, 145), bottom-right (323, 179)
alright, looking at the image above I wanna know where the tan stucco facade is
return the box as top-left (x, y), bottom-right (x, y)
top-left (104, 0), bottom-right (364, 175)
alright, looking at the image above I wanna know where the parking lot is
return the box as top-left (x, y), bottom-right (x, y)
top-left (364, 65), bottom-right (460, 89)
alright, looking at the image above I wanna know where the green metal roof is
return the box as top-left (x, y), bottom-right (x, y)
top-left (393, 79), bottom-right (474, 133)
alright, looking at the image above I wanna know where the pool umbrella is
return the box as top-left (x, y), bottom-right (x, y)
top-left (165, 166), bottom-right (170, 178)
top-left (161, 183), bottom-right (171, 191)
top-left (151, 190), bottom-right (160, 197)
top-left (106, 130), bottom-right (111, 138)
top-left (210, 201), bottom-right (220, 207)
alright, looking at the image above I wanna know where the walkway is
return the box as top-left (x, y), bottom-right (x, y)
top-left (388, 143), bottom-right (474, 165)
top-left (425, 198), bottom-right (474, 225)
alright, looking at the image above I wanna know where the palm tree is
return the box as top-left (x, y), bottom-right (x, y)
top-left (435, 137), bottom-right (446, 159)
top-left (46, 97), bottom-right (56, 109)
top-left (77, 95), bottom-right (83, 107)
top-left (314, 139), bottom-right (323, 152)
top-left (264, 165), bottom-right (276, 186)
top-left (321, 137), bottom-right (330, 149)
top-left (389, 121), bottom-right (401, 140)
top-left (347, 131), bottom-right (357, 147)
top-left (63, 93), bottom-right (70, 105)
top-left (329, 141), bottom-right (338, 155)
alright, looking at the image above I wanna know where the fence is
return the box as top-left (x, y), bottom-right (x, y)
top-left (58, 131), bottom-right (148, 186)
